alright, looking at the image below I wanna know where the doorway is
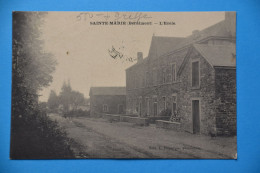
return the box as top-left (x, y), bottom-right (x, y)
top-left (153, 102), bottom-right (157, 116)
top-left (139, 102), bottom-right (142, 116)
top-left (192, 100), bottom-right (200, 134)
top-left (118, 104), bottom-right (124, 114)
top-left (139, 97), bottom-right (142, 117)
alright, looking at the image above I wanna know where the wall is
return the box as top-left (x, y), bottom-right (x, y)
top-left (215, 67), bottom-right (236, 135)
top-left (126, 48), bottom-right (188, 117)
top-left (90, 95), bottom-right (126, 116)
top-left (179, 48), bottom-right (217, 135)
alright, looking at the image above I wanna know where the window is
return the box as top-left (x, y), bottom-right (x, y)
top-left (142, 75), bottom-right (145, 88)
top-left (103, 104), bottom-right (108, 112)
top-left (135, 99), bottom-right (139, 113)
top-left (139, 97), bottom-right (142, 116)
top-left (172, 63), bottom-right (176, 82)
top-left (153, 68), bottom-right (157, 86)
top-left (132, 99), bottom-right (135, 113)
top-left (162, 96), bottom-right (166, 110)
top-left (192, 60), bottom-right (200, 87)
top-left (162, 69), bottom-right (166, 84)
top-left (145, 97), bottom-right (150, 116)
top-left (153, 97), bottom-right (158, 116)
top-left (172, 94), bottom-right (177, 116)
top-left (145, 71), bottom-right (149, 87)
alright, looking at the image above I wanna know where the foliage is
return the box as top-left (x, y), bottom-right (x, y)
top-left (55, 81), bottom-right (85, 113)
top-left (64, 109), bottom-right (90, 118)
top-left (70, 91), bottom-right (85, 109)
top-left (47, 90), bottom-right (59, 112)
top-left (11, 12), bottom-right (74, 159)
top-left (159, 108), bottom-right (172, 117)
top-left (12, 12), bottom-right (57, 116)
top-left (59, 81), bottom-right (72, 112)
top-left (11, 109), bottom-right (74, 159)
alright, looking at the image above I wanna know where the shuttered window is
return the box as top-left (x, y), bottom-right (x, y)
top-left (172, 63), bottom-right (176, 82)
top-left (192, 61), bottom-right (199, 87)
top-left (103, 104), bottom-right (108, 112)
top-left (162, 96), bottom-right (166, 110)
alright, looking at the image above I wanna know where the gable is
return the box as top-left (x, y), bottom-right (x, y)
top-left (148, 36), bottom-right (185, 59)
top-left (177, 46), bottom-right (194, 76)
top-left (193, 44), bottom-right (236, 67)
top-left (177, 43), bottom-right (236, 76)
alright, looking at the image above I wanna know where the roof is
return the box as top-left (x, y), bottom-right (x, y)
top-left (128, 12), bottom-right (236, 70)
top-left (170, 19), bottom-right (235, 53)
top-left (89, 87), bottom-right (126, 96)
top-left (153, 12), bottom-right (235, 56)
top-left (148, 36), bottom-right (185, 58)
top-left (126, 36), bottom-right (185, 71)
top-left (194, 44), bottom-right (236, 67)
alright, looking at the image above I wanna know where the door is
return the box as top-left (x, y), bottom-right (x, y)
top-left (139, 102), bottom-right (142, 116)
top-left (172, 102), bottom-right (177, 116)
top-left (153, 102), bottom-right (157, 116)
top-left (192, 100), bottom-right (200, 134)
top-left (118, 105), bottom-right (124, 114)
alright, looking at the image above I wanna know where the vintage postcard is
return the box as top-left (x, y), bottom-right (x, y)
top-left (11, 11), bottom-right (236, 159)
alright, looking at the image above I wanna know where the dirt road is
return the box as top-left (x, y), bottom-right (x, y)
top-left (49, 114), bottom-right (236, 159)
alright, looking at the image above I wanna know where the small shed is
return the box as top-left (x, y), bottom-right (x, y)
top-left (89, 87), bottom-right (126, 116)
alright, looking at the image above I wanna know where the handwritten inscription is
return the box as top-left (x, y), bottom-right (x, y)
top-left (108, 46), bottom-right (124, 59)
top-left (108, 46), bottom-right (136, 63)
top-left (77, 12), bottom-right (152, 22)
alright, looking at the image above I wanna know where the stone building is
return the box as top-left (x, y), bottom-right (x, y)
top-left (125, 12), bottom-right (236, 136)
top-left (89, 87), bottom-right (126, 116)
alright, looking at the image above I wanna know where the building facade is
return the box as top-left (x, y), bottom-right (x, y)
top-left (126, 12), bottom-right (236, 136)
top-left (89, 87), bottom-right (126, 116)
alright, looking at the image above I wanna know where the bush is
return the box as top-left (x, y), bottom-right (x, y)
top-left (159, 108), bottom-right (172, 117)
top-left (65, 109), bottom-right (90, 118)
top-left (10, 109), bottom-right (75, 159)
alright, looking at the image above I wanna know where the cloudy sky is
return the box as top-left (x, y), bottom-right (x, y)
top-left (39, 12), bottom-right (224, 101)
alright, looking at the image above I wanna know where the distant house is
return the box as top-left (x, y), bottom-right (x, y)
top-left (76, 98), bottom-right (90, 111)
top-left (125, 12), bottom-right (236, 136)
top-left (77, 105), bottom-right (90, 111)
top-left (89, 87), bottom-right (126, 116)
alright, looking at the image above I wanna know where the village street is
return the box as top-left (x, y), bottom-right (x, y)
top-left (49, 113), bottom-right (237, 159)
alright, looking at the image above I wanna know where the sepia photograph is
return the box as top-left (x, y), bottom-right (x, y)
top-left (11, 11), bottom-right (236, 159)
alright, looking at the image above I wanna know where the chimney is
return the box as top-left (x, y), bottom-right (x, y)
top-left (192, 30), bottom-right (200, 40)
top-left (225, 12), bottom-right (236, 37)
top-left (137, 52), bottom-right (143, 62)
top-left (225, 12), bottom-right (236, 22)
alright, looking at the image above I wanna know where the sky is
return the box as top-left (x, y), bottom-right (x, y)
top-left (39, 12), bottom-right (224, 101)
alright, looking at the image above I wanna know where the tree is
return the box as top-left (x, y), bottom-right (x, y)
top-left (59, 80), bottom-right (85, 112)
top-left (59, 81), bottom-right (72, 112)
top-left (70, 91), bottom-right (85, 110)
top-left (12, 12), bottom-right (57, 117)
top-left (11, 12), bottom-right (74, 159)
top-left (47, 90), bottom-right (59, 111)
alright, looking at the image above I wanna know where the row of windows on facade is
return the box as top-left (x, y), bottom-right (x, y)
top-left (128, 60), bottom-right (200, 89)
top-left (127, 63), bottom-right (177, 89)
top-left (128, 95), bottom-right (177, 116)
top-left (102, 104), bottom-right (124, 113)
